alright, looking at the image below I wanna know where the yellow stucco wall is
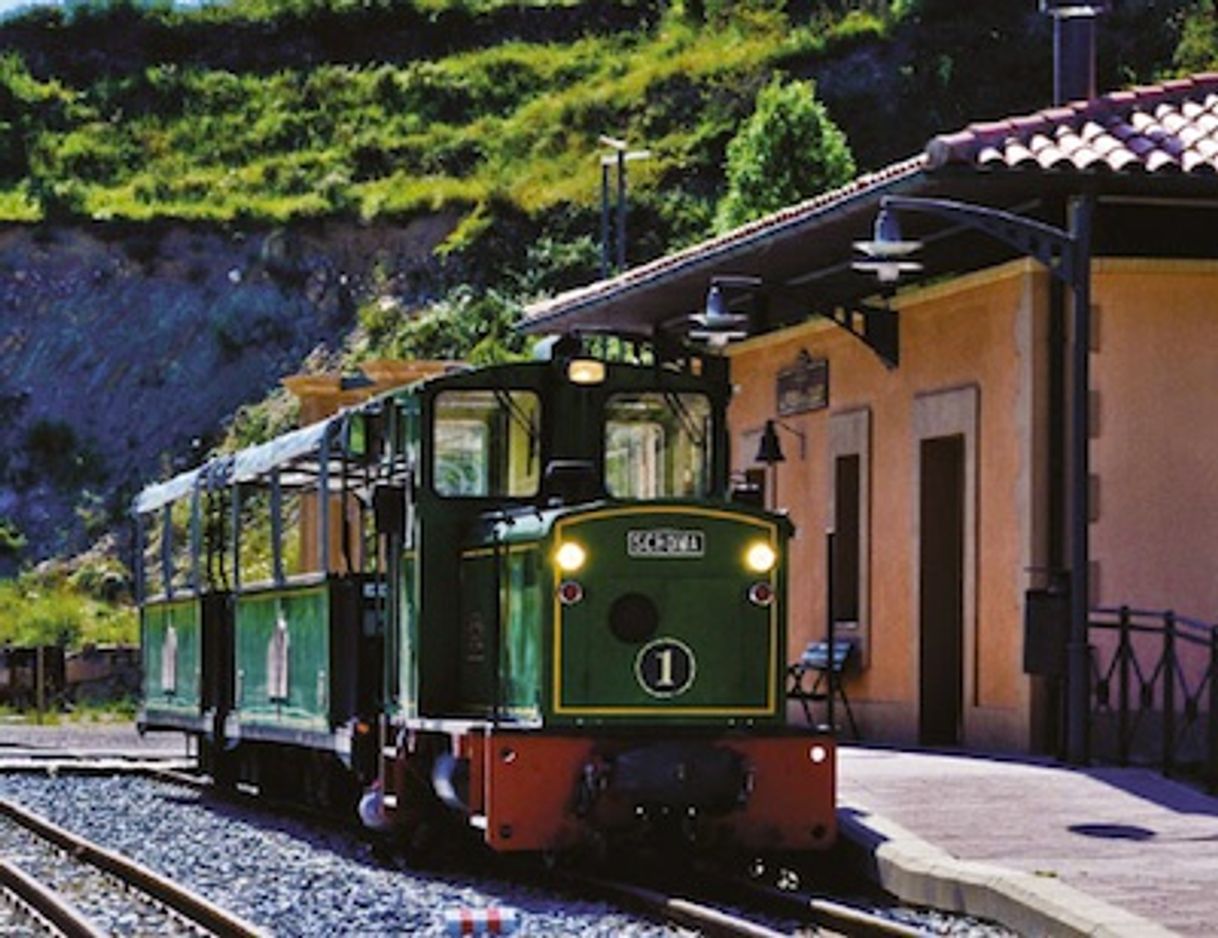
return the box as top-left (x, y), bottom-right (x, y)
top-left (1090, 260), bottom-right (1218, 615)
top-left (731, 256), bottom-right (1218, 751)
top-left (729, 260), bottom-right (1044, 750)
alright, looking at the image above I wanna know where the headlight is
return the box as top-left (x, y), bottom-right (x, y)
top-left (567, 359), bottom-right (606, 385)
top-left (745, 541), bottom-right (777, 573)
top-left (555, 541), bottom-right (587, 572)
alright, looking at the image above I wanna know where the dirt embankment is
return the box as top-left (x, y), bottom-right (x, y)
top-left (0, 215), bottom-right (457, 567)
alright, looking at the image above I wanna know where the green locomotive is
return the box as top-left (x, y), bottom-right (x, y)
top-left (136, 333), bottom-right (836, 852)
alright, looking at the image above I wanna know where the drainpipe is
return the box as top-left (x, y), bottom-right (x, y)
top-left (1065, 194), bottom-right (1095, 767)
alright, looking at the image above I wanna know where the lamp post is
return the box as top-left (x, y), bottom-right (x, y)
top-left (598, 136), bottom-right (650, 278)
top-left (855, 193), bottom-right (1095, 766)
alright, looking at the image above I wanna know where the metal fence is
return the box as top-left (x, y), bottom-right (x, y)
top-left (1088, 606), bottom-right (1218, 790)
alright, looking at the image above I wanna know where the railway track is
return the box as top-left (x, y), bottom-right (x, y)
top-left (568, 872), bottom-right (789, 937)
top-left (0, 857), bottom-right (105, 938)
top-left (563, 866), bottom-right (930, 937)
top-left (0, 795), bottom-right (267, 938)
top-left (15, 762), bottom-right (959, 938)
top-left (719, 873), bottom-right (928, 937)
top-left (150, 767), bottom-right (937, 936)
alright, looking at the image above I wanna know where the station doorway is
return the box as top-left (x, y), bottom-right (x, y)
top-left (919, 434), bottom-right (965, 746)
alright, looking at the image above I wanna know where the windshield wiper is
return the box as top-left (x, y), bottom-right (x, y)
top-left (494, 388), bottom-right (538, 469)
top-left (663, 389), bottom-right (706, 450)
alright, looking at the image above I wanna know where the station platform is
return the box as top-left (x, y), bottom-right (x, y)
top-left (0, 720), bottom-right (189, 759)
top-left (838, 746), bottom-right (1218, 937)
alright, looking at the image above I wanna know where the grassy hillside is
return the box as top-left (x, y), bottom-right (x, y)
top-left (0, 1), bottom-right (871, 253)
top-left (0, 2), bottom-right (1205, 247)
top-left (0, 2), bottom-right (1208, 245)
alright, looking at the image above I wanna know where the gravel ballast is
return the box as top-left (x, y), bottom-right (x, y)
top-left (0, 774), bottom-right (687, 937)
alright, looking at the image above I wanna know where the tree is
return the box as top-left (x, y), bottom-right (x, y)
top-left (1175, 0), bottom-right (1218, 74)
top-left (715, 77), bottom-right (855, 232)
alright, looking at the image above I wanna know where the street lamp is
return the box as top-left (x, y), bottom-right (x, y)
top-left (599, 136), bottom-right (651, 278)
top-left (688, 275), bottom-right (757, 346)
top-left (851, 208), bottom-right (923, 283)
top-left (854, 193), bottom-right (1095, 766)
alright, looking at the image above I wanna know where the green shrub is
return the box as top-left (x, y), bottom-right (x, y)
top-left (0, 571), bottom-right (135, 648)
top-left (67, 555), bottom-right (130, 603)
top-left (357, 284), bottom-right (531, 365)
top-left (0, 518), bottom-right (25, 556)
top-left (823, 10), bottom-right (888, 52)
top-left (222, 387), bottom-right (301, 450)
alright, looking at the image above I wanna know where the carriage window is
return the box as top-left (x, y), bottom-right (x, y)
top-left (605, 392), bottom-right (712, 499)
top-left (140, 509), bottom-right (166, 599)
top-left (433, 390), bottom-right (540, 497)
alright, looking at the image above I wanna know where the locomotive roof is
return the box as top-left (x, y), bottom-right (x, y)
top-left (134, 332), bottom-right (724, 515)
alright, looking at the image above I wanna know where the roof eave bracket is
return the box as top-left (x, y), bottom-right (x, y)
top-left (820, 303), bottom-right (900, 370)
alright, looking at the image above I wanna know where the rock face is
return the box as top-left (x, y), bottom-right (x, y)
top-left (0, 216), bottom-right (456, 564)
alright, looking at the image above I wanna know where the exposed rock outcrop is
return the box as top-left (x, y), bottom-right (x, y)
top-left (0, 215), bottom-right (457, 563)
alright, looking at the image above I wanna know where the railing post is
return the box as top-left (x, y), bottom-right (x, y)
top-left (1163, 610), bottom-right (1176, 777)
top-left (1208, 626), bottom-right (1218, 794)
top-left (1118, 605), bottom-right (1131, 766)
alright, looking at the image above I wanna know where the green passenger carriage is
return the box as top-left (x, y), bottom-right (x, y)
top-left (136, 333), bottom-right (836, 852)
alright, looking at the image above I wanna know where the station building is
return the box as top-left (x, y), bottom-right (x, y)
top-left (522, 71), bottom-right (1218, 755)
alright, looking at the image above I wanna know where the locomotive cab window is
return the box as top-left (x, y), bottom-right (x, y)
top-left (605, 392), bottom-right (711, 499)
top-left (433, 390), bottom-right (540, 497)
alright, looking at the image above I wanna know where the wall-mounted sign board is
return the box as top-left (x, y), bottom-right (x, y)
top-left (776, 351), bottom-right (828, 416)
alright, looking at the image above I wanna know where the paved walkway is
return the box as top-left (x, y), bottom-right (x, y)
top-left (0, 719), bottom-right (188, 757)
top-left (838, 746), bottom-right (1218, 937)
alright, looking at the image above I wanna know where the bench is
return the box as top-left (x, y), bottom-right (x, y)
top-left (787, 640), bottom-right (859, 738)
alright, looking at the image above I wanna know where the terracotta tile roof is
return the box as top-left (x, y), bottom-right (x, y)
top-left (523, 72), bottom-right (1218, 333)
top-left (927, 73), bottom-right (1218, 174)
top-left (523, 153), bottom-right (927, 329)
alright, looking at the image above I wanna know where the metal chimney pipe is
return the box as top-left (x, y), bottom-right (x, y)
top-left (1041, 2), bottom-right (1107, 105)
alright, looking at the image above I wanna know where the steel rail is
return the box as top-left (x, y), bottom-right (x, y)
top-left (0, 858), bottom-right (106, 938)
top-left (735, 877), bottom-right (929, 938)
top-left (141, 766), bottom-right (211, 791)
top-left (564, 872), bottom-right (790, 938)
top-left (0, 797), bottom-right (269, 938)
top-left (682, 860), bottom-right (931, 938)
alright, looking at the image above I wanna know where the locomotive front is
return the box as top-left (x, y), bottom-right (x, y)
top-left (536, 501), bottom-right (836, 852)
top-left (549, 505), bottom-right (783, 722)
